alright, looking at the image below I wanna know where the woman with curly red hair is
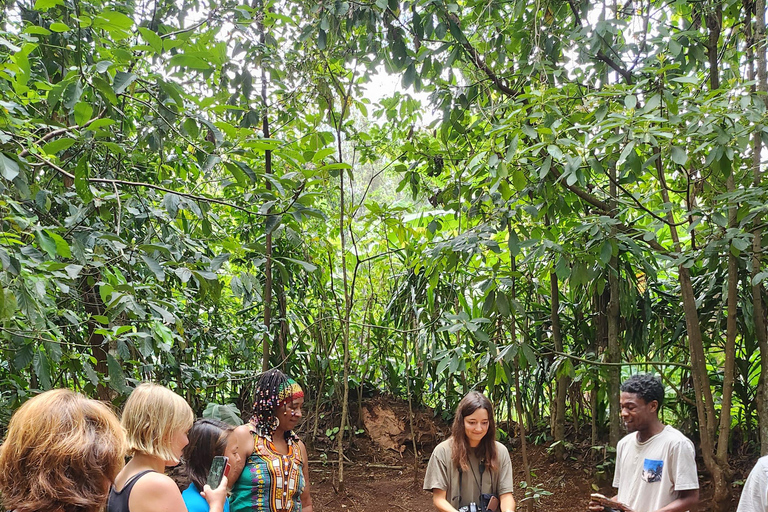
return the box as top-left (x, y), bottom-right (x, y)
top-left (0, 388), bottom-right (125, 512)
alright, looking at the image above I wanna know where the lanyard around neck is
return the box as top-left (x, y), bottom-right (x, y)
top-left (458, 459), bottom-right (485, 504)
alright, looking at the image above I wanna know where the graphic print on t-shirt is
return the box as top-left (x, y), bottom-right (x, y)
top-left (642, 459), bottom-right (663, 483)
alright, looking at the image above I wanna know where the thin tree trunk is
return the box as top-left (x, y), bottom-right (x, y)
top-left (514, 357), bottom-right (532, 512)
top-left (258, 2), bottom-right (272, 372)
top-left (335, 82), bottom-right (353, 494)
top-left (407, 311), bottom-right (419, 484)
top-left (607, 161), bottom-right (621, 448)
top-left (751, 0), bottom-right (768, 456)
top-left (549, 270), bottom-right (567, 459)
top-left (655, 145), bottom-right (729, 509)
top-left (707, 8), bottom-right (735, 506)
top-left (80, 272), bottom-right (111, 401)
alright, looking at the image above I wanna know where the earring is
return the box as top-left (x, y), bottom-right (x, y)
top-left (270, 416), bottom-right (279, 431)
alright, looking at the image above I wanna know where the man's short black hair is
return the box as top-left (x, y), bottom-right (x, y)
top-left (621, 373), bottom-right (664, 407)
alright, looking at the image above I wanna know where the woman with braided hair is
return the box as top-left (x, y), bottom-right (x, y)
top-left (229, 369), bottom-right (314, 512)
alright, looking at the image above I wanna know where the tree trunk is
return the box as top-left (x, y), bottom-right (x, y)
top-left (80, 272), bottom-right (111, 401)
top-left (706, 7), bottom-right (734, 507)
top-left (335, 86), bottom-right (353, 494)
top-left (655, 146), bottom-right (730, 510)
top-left (593, 288), bottom-right (608, 446)
top-left (277, 283), bottom-right (288, 369)
top-left (751, 0), bottom-right (768, 456)
top-left (549, 271), bottom-right (567, 459)
top-left (258, 3), bottom-right (272, 372)
top-left (607, 161), bottom-right (621, 448)
top-left (514, 356), bottom-right (532, 512)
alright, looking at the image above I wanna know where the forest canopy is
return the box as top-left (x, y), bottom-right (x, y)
top-left (1, 0), bottom-right (767, 508)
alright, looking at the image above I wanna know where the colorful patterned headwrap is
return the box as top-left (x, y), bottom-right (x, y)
top-left (277, 378), bottom-right (304, 407)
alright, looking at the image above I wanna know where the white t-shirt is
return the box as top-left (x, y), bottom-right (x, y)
top-left (613, 425), bottom-right (699, 512)
top-left (737, 456), bottom-right (768, 512)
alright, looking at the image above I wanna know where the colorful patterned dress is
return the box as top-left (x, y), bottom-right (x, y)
top-left (230, 430), bottom-right (306, 512)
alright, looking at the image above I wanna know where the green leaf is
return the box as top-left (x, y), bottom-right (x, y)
top-left (317, 29), bottom-right (327, 49)
top-left (512, 170), bottom-right (526, 191)
top-left (203, 403), bottom-right (243, 426)
top-left (74, 102), bottom-right (93, 126)
top-left (138, 27), bottom-right (163, 54)
top-left (670, 146), bottom-right (687, 166)
top-left (33, 0), bottom-right (64, 11)
top-left (33, 349), bottom-right (52, 389)
top-left (25, 25), bottom-right (51, 36)
top-left (282, 257), bottom-right (317, 272)
top-left (107, 354), bottom-right (128, 393)
top-left (83, 360), bottom-right (99, 386)
top-left (617, 141), bottom-right (635, 166)
top-left (44, 229), bottom-right (71, 258)
top-left (74, 155), bottom-right (93, 202)
top-left (175, 267), bottom-right (193, 283)
top-left (37, 230), bottom-right (57, 257)
top-left (49, 22), bottom-right (70, 32)
top-left (42, 137), bottom-right (76, 155)
top-left (14, 343), bottom-right (33, 369)
top-left (62, 79), bottom-right (83, 110)
top-left (65, 264), bottom-right (83, 279)
top-left (547, 145), bottom-right (563, 161)
top-left (141, 254), bottom-right (166, 281)
top-left (92, 76), bottom-right (118, 104)
top-left (169, 54), bottom-right (211, 70)
top-left (624, 94), bottom-right (637, 109)
top-left (210, 253), bottom-right (230, 271)
top-left (0, 153), bottom-right (20, 181)
top-left (599, 241), bottom-right (613, 265)
top-left (113, 71), bottom-right (137, 94)
top-left (94, 10), bottom-right (134, 39)
top-left (402, 62), bottom-right (416, 88)
top-left (86, 119), bottom-right (115, 131)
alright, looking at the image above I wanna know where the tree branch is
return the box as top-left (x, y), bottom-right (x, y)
top-left (459, 39), bottom-right (519, 97)
top-left (18, 112), bottom-right (105, 158)
top-left (596, 50), bottom-right (633, 84)
top-left (31, 153), bottom-right (301, 218)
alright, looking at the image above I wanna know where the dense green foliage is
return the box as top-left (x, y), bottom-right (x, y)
top-left (2, 0), bottom-right (768, 505)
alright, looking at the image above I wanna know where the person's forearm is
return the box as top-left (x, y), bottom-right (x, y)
top-left (654, 496), bottom-right (698, 512)
top-left (500, 492), bottom-right (516, 512)
top-left (433, 496), bottom-right (459, 512)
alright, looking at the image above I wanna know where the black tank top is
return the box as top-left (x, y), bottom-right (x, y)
top-left (107, 470), bottom-right (155, 512)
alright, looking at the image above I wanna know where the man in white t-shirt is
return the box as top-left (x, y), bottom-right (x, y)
top-left (737, 456), bottom-right (768, 512)
top-left (588, 374), bottom-right (699, 512)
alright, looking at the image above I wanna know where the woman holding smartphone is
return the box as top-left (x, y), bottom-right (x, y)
top-left (229, 369), bottom-right (314, 512)
top-left (423, 391), bottom-right (516, 512)
top-left (181, 418), bottom-right (243, 512)
top-left (108, 383), bottom-right (229, 512)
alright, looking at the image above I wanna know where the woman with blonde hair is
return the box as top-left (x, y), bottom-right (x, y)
top-left (0, 388), bottom-right (125, 512)
top-left (108, 383), bottom-right (229, 512)
top-left (423, 391), bottom-right (516, 512)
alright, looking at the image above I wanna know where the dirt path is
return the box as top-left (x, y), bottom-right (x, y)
top-left (309, 444), bottom-right (607, 512)
top-left (309, 443), bottom-right (737, 511)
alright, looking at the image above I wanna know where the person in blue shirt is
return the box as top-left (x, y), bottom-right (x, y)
top-left (182, 418), bottom-right (243, 512)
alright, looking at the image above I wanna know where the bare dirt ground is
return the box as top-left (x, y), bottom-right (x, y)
top-left (304, 395), bottom-right (758, 512)
top-left (308, 440), bottom-right (747, 512)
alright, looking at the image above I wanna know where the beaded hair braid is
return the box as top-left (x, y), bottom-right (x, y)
top-left (250, 369), bottom-right (304, 440)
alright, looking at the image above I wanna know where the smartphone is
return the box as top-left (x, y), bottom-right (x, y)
top-left (207, 455), bottom-right (229, 489)
top-left (486, 496), bottom-right (500, 512)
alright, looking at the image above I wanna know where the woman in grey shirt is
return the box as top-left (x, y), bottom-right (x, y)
top-left (423, 391), bottom-right (516, 512)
